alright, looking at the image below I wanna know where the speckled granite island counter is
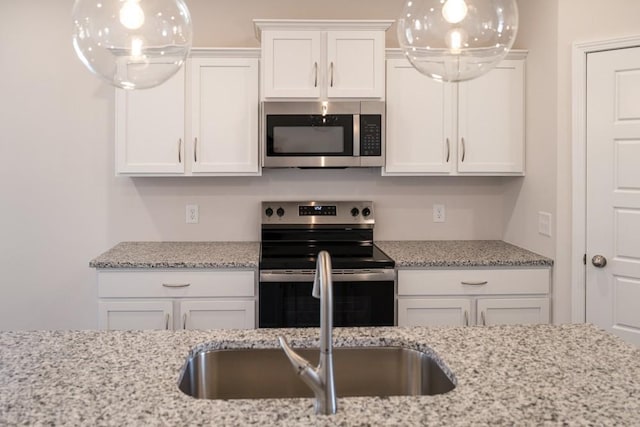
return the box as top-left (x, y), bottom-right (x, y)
top-left (89, 241), bottom-right (260, 269)
top-left (376, 240), bottom-right (553, 268)
top-left (1, 324), bottom-right (638, 426)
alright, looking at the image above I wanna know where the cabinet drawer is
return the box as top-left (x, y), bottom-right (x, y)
top-left (398, 268), bottom-right (550, 296)
top-left (97, 269), bottom-right (255, 298)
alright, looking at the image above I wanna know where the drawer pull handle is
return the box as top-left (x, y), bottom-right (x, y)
top-left (461, 280), bottom-right (488, 286)
top-left (162, 283), bottom-right (191, 288)
top-left (183, 313), bottom-right (187, 330)
top-left (481, 311), bottom-right (487, 326)
top-left (463, 310), bottom-right (469, 326)
top-left (165, 313), bottom-right (170, 330)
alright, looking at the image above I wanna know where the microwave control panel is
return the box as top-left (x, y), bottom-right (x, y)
top-left (360, 115), bottom-right (382, 156)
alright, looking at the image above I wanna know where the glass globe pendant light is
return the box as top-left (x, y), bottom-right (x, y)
top-left (397, 0), bottom-right (518, 82)
top-left (72, 0), bottom-right (193, 90)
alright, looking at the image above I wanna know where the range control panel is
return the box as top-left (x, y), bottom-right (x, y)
top-left (262, 201), bottom-right (374, 225)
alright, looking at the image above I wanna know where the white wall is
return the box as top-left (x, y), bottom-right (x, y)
top-left (0, 0), bottom-right (515, 330)
top-left (502, 0), bottom-right (559, 315)
top-left (555, 0), bottom-right (640, 323)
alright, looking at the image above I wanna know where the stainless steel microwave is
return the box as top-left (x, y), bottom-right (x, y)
top-left (262, 101), bottom-right (385, 168)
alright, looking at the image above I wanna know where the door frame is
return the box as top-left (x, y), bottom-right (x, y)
top-left (571, 35), bottom-right (640, 322)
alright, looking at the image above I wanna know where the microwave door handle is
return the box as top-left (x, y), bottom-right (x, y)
top-left (353, 114), bottom-right (360, 157)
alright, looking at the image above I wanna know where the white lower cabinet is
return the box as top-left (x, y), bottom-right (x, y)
top-left (397, 268), bottom-right (551, 327)
top-left (97, 269), bottom-right (256, 330)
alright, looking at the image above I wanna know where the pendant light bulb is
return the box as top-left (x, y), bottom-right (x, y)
top-left (72, 0), bottom-right (193, 90)
top-left (120, 0), bottom-right (145, 30)
top-left (442, 0), bottom-right (468, 24)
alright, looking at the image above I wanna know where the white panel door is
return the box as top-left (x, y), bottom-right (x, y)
top-left (477, 298), bottom-right (550, 326)
top-left (115, 69), bottom-right (185, 174)
top-left (179, 300), bottom-right (255, 330)
top-left (385, 59), bottom-right (455, 174)
top-left (457, 60), bottom-right (525, 174)
top-left (326, 31), bottom-right (384, 98)
top-left (190, 58), bottom-right (260, 175)
top-left (262, 31), bottom-right (321, 98)
top-left (398, 298), bottom-right (471, 327)
top-left (587, 47), bottom-right (640, 346)
top-left (98, 301), bottom-right (173, 330)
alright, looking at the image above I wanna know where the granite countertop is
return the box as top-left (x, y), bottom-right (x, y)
top-left (0, 324), bottom-right (638, 426)
top-left (89, 241), bottom-right (260, 269)
top-left (89, 240), bottom-right (551, 270)
top-left (377, 240), bottom-right (553, 268)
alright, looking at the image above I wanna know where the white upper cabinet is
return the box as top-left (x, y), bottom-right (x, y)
top-left (189, 57), bottom-right (260, 175)
top-left (384, 51), bottom-right (526, 176)
top-left (115, 49), bottom-right (261, 176)
top-left (255, 20), bottom-right (392, 100)
top-left (115, 69), bottom-right (186, 174)
top-left (261, 30), bottom-right (322, 98)
top-left (457, 59), bottom-right (525, 174)
top-left (385, 60), bottom-right (455, 174)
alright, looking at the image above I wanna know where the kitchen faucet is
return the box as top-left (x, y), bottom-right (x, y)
top-left (278, 250), bottom-right (337, 415)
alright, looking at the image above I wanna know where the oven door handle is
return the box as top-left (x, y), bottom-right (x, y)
top-left (260, 270), bottom-right (396, 282)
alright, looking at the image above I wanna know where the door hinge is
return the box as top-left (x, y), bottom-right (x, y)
top-left (583, 253), bottom-right (587, 265)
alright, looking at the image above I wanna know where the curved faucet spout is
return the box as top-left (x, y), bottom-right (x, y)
top-left (278, 250), bottom-right (337, 415)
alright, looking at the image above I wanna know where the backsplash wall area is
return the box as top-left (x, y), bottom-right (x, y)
top-left (110, 171), bottom-right (507, 243)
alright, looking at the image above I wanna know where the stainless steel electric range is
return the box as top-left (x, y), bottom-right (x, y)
top-left (258, 201), bottom-right (396, 328)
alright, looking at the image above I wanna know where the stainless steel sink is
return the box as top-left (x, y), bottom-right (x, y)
top-left (178, 346), bottom-right (455, 399)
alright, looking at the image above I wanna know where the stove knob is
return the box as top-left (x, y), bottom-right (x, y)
top-left (265, 207), bottom-right (274, 217)
top-left (276, 207), bottom-right (285, 217)
top-left (362, 207), bottom-right (371, 217)
top-left (350, 207), bottom-right (360, 217)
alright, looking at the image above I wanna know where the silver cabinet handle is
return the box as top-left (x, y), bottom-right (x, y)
top-left (592, 255), bottom-right (607, 268)
top-left (330, 62), bottom-right (334, 87)
top-left (461, 280), bottom-right (488, 286)
top-left (445, 138), bottom-right (450, 163)
top-left (314, 62), bottom-right (318, 88)
top-left (194, 137), bottom-right (198, 163)
top-left (178, 138), bottom-right (182, 163)
top-left (481, 311), bottom-right (486, 326)
top-left (461, 137), bottom-right (466, 162)
top-left (165, 313), bottom-right (170, 330)
top-left (463, 310), bottom-right (469, 326)
top-left (162, 283), bottom-right (191, 288)
top-left (182, 313), bottom-right (187, 330)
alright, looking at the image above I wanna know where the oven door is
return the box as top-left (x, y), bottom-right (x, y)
top-left (258, 270), bottom-right (395, 328)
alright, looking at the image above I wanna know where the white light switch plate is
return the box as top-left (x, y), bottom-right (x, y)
top-left (538, 211), bottom-right (552, 237)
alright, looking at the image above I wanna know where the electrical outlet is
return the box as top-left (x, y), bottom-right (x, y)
top-left (538, 211), bottom-right (552, 237)
top-left (186, 204), bottom-right (199, 224)
top-left (433, 204), bottom-right (446, 223)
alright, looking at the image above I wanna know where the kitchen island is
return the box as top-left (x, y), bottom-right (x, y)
top-left (1, 324), bottom-right (638, 426)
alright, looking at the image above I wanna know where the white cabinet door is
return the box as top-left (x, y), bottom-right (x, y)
top-left (262, 31), bottom-right (321, 98)
top-left (398, 298), bottom-right (471, 327)
top-left (115, 69), bottom-right (185, 174)
top-left (385, 59), bottom-right (455, 174)
top-left (476, 298), bottom-right (550, 326)
top-left (189, 58), bottom-right (260, 175)
top-left (326, 31), bottom-right (385, 99)
top-left (457, 59), bottom-right (525, 174)
top-left (98, 300), bottom-right (173, 330)
top-left (179, 300), bottom-right (255, 330)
